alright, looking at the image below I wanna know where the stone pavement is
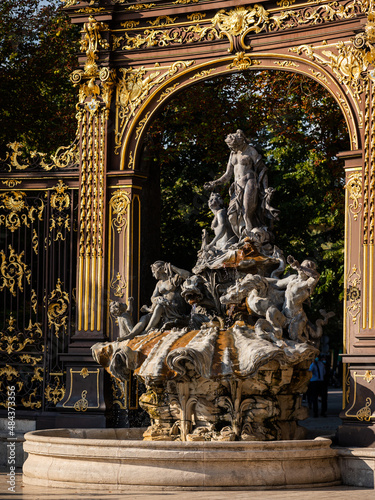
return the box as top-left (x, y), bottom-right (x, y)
top-left (1, 389), bottom-right (374, 499)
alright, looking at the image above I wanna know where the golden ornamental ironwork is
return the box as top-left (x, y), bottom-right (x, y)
top-left (111, 272), bottom-right (127, 298)
top-left (121, 21), bottom-right (140, 29)
top-left (31, 289), bottom-right (37, 314)
top-left (109, 190), bottom-right (130, 233)
top-left (21, 389), bottom-right (42, 409)
top-left (0, 246), bottom-right (31, 296)
top-left (0, 141), bottom-right (79, 172)
top-left (1, 179), bottom-right (21, 188)
top-left (148, 16), bottom-right (178, 27)
top-left (74, 390), bottom-right (89, 411)
top-left (45, 376), bottom-right (66, 405)
top-left (19, 354), bottom-right (42, 366)
top-left (80, 16), bottom-right (110, 77)
top-left (0, 191), bottom-right (44, 233)
top-left (114, 61), bottom-right (194, 154)
top-left (50, 180), bottom-right (70, 212)
top-left (356, 397), bottom-right (372, 421)
top-left (47, 279), bottom-right (70, 337)
top-left (0, 364), bottom-right (19, 381)
top-left (0, 314), bottom-right (34, 355)
top-left (346, 173), bottom-right (362, 220)
top-left (364, 370), bottom-right (375, 383)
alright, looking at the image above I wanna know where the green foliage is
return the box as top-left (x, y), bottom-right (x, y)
top-left (147, 70), bottom-right (349, 350)
top-left (0, 0), bottom-right (79, 156)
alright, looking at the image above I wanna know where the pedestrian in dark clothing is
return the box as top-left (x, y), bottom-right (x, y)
top-left (308, 357), bottom-right (326, 418)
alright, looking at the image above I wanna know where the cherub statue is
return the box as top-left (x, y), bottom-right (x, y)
top-left (202, 192), bottom-right (236, 251)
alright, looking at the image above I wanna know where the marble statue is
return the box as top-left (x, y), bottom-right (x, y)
top-left (204, 129), bottom-right (279, 238)
top-left (93, 129), bottom-right (333, 443)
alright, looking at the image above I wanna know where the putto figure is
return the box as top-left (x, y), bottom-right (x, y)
top-left (204, 129), bottom-right (279, 238)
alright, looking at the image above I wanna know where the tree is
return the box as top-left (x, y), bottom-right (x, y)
top-left (0, 0), bottom-right (79, 157)
top-left (146, 70), bottom-right (350, 351)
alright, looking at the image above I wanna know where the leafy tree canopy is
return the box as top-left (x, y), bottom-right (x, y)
top-left (0, 0), bottom-right (79, 157)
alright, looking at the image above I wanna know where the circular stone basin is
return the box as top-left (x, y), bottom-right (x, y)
top-left (23, 428), bottom-right (341, 490)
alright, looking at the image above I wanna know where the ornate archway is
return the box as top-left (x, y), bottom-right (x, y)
top-left (1, 0), bottom-right (374, 443)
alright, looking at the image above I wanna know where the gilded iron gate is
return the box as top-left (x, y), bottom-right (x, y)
top-left (0, 144), bottom-right (79, 415)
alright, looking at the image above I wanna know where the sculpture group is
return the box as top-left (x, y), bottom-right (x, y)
top-left (93, 130), bottom-right (333, 442)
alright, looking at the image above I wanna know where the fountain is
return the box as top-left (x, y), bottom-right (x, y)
top-left (23, 130), bottom-right (340, 489)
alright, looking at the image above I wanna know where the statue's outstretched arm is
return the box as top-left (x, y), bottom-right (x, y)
top-left (204, 158), bottom-right (234, 191)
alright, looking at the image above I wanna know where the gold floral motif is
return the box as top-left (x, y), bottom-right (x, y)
top-left (115, 61), bottom-right (195, 153)
top-left (19, 354), bottom-right (42, 366)
top-left (80, 16), bottom-right (109, 77)
top-left (80, 367), bottom-right (89, 378)
top-left (156, 83), bottom-right (180, 103)
top-left (0, 246), bottom-right (31, 296)
top-left (0, 191), bottom-right (44, 233)
top-left (356, 397), bottom-right (372, 421)
top-left (21, 389), bottom-right (41, 409)
top-left (61, 0), bottom-right (79, 7)
top-left (124, 3), bottom-right (155, 11)
top-left (228, 52), bottom-right (260, 70)
top-left (121, 21), bottom-right (140, 29)
top-left (364, 370), bottom-right (375, 383)
top-left (0, 365), bottom-right (19, 381)
top-left (32, 229), bottom-right (38, 255)
top-left (135, 112), bottom-right (151, 140)
top-left (173, 0), bottom-right (198, 4)
top-left (50, 180), bottom-right (70, 212)
top-left (346, 173), bottom-right (362, 220)
top-left (1, 180), bottom-right (21, 188)
top-left (290, 41), bottom-right (366, 100)
top-left (31, 289), bottom-right (37, 314)
top-left (274, 60), bottom-right (299, 67)
top-left (190, 69), bottom-right (215, 80)
top-left (111, 272), bottom-right (127, 298)
top-left (187, 13), bottom-right (206, 22)
top-left (31, 366), bottom-right (44, 383)
top-left (0, 314), bottom-right (35, 355)
top-left (45, 376), bottom-right (66, 405)
top-left (309, 69), bottom-right (329, 84)
top-left (277, 0), bottom-right (295, 6)
top-left (1, 141), bottom-right (78, 172)
top-left (346, 265), bottom-right (361, 324)
top-left (47, 279), bottom-right (70, 337)
top-left (74, 390), bottom-right (89, 411)
top-left (109, 190), bottom-right (130, 233)
top-left (148, 16), bottom-right (178, 27)
top-left (76, 7), bottom-right (106, 13)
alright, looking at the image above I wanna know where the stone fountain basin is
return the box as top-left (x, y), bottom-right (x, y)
top-left (23, 428), bottom-right (341, 490)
